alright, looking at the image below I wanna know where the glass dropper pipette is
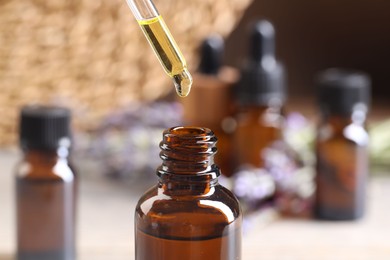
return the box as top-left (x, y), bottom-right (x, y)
top-left (125, 0), bottom-right (193, 97)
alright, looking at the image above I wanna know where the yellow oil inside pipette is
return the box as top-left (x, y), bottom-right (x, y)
top-left (138, 16), bottom-right (192, 97)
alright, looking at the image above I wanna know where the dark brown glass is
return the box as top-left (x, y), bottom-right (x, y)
top-left (135, 127), bottom-right (242, 260)
top-left (234, 105), bottom-right (283, 168)
top-left (315, 112), bottom-right (368, 220)
top-left (16, 148), bottom-right (76, 260)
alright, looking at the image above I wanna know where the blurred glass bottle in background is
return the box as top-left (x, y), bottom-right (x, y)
top-left (16, 106), bottom-right (76, 260)
top-left (135, 127), bottom-right (242, 260)
top-left (315, 69), bottom-right (370, 220)
top-left (234, 20), bottom-right (286, 171)
top-left (181, 36), bottom-right (238, 177)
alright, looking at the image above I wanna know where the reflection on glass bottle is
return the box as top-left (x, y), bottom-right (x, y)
top-left (135, 127), bottom-right (242, 260)
top-left (16, 106), bottom-right (76, 260)
top-left (315, 69), bottom-right (370, 220)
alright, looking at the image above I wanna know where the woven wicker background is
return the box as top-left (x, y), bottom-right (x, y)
top-left (0, 0), bottom-right (252, 146)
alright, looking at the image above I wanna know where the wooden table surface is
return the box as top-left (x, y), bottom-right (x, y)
top-left (1, 150), bottom-right (389, 260)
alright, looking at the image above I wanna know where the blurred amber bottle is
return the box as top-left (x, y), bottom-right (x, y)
top-left (135, 127), bottom-right (242, 260)
top-left (181, 36), bottom-right (238, 177)
top-left (16, 106), bottom-right (76, 260)
top-left (234, 20), bottom-right (286, 169)
top-left (315, 69), bottom-right (370, 220)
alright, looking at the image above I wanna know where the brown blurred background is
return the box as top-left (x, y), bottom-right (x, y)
top-left (226, 0), bottom-right (390, 99)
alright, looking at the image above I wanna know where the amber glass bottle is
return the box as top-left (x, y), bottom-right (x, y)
top-left (135, 127), bottom-right (242, 260)
top-left (315, 69), bottom-right (370, 220)
top-left (16, 106), bottom-right (76, 260)
top-left (234, 20), bottom-right (286, 169)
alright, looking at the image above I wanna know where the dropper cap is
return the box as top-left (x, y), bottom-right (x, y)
top-left (20, 105), bottom-right (71, 150)
top-left (237, 20), bottom-right (286, 106)
top-left (317, 68), bottom-right (371, 116)
top-left (198, 35), bottom-right (224, 75)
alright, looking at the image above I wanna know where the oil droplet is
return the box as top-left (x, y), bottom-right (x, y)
top-left (173, 69), bottom-right (193, 97)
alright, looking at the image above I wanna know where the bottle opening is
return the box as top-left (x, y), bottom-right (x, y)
top-left (165, 126), bottom-right (213, 138)
top-left (159, 126), bottom-right (219, 176)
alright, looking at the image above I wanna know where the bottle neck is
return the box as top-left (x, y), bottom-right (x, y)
top-left (23, 145), bottom-right (70, 166)
top-left (321, 108), bottom-right (367, 130)
top-left (157, 127), bottom-right (220, 192)
top-left (243, 103), bottom-right (283, 114)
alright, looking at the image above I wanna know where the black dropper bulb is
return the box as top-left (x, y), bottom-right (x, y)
top-left (251, 20), bottom-right (275, 64)
top-left (198, 35), bottom-right (224, 75)
top-left (237, 20), bottom-right (286, 106)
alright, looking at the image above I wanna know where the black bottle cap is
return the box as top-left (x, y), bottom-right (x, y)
top-left (20, 105), bottom-right (72, 150)
top-left (317, 68), bottom-right (371, 116)
top-left (198, 35), bottom-right (224, 75)
top-left (237, 20), bottom-right (286, 106)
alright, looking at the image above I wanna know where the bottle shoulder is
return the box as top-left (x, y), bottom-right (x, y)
top-left (136, 183), bottom-right (241, 223)
top-left (317, 121), bottom-right (369, 146)
top-left (15, 158), bottom-right (76, 182)
top-left (136, 183), bottom-right (241, 239)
